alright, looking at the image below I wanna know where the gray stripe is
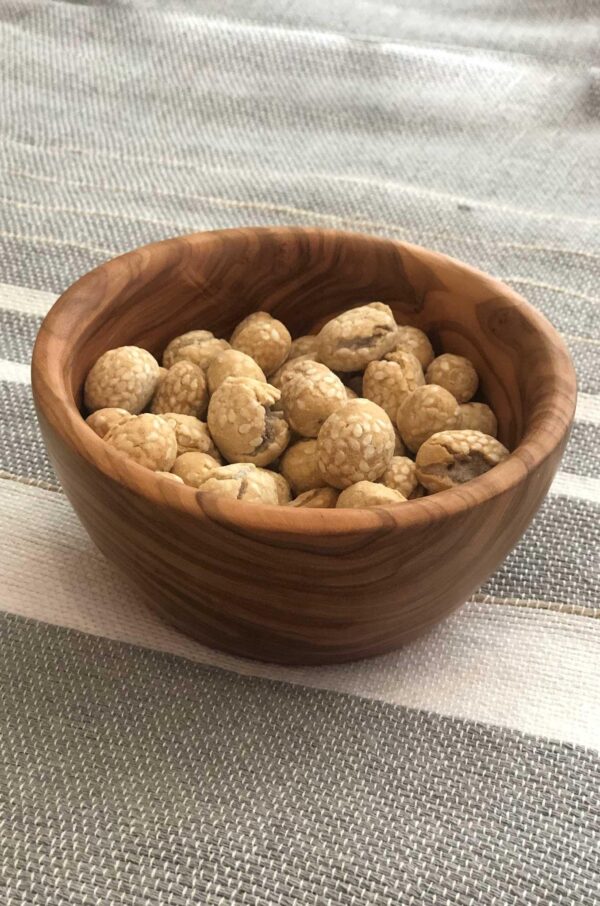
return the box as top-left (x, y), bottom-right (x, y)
top-left (0, 309), bottom-right (42, 365)
top-left (0, 611), bottom-right (598, 906)
top-left (0, 381), bottom-right (57, 487)
top-left (561, 422), bottom-right (600, 479)
top-left (482, 494), bottom-right (600, 609)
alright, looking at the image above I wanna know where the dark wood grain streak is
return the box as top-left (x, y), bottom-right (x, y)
top-left (32, 228), bottom-right (576, 664)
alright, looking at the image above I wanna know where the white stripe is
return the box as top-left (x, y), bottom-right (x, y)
top-left (0, 478), bottom-right (598, 749)
top-left (576, 392), bottom-right (600, 425)
top-left (0, 282), bottom-right (57, 317)
top-left (0, 359), bottom-right (30, 383)
top-left (549, 471), bottom-right (600, 504)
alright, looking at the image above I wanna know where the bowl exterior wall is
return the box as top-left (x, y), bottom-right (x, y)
top-left (36, 405), bottom-right (565, 664)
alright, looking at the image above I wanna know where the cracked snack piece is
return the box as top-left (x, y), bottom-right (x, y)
top-left (416, 429), bottom-right (510, 493)
top-left (105, 413), bottom-right (177, 471)
top-left (458, 402), bottom-right (498, 437)
top-left (396, 384), bottom-right (460, 453)
top-left (317, 398), bottom-right (396, 489)
top-left (426, 353), bottom-right (479, 403)
top-left (280, 362), bottom-right (347, 437)
top-left (230, 312), bottom-right (291, 375)
top-left (280, 438), bottom-right (327, 495)
top-left (197, 463), bottom-right (279, 504)
top-left (162, 330), bottom-right (230, 370)
top-left (207, 377), bottom-right (290, 466)
top-left (363, 352), bottom-right (425, 420)
top-left (389, 326), bottom-right (435, 369)
top-left (380, 456), bottom-right (424, 499)
top-left (317, 303), bottom-right (397, 372)
top-left (84, 346), bottom-right (160, 413)
top-left (289, 487), bottom-right (339, 508)
top-left (207, 349), bottom-right (266, 394)
top-left (150, 361), bottom-right (208, 418)
top-left (288, 335), bottom-right (320, 361)
top-left (171, 452), bottom-right (222, 487)
top-left (160, 413), bottom-right (220, 458)
top-left (86, 407), bottom-right (132, 439)
top-left (337, 481), bottom-right (406, 508)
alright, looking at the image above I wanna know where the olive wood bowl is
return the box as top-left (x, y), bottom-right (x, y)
top-left (32, 227), bottom-right (576, 664)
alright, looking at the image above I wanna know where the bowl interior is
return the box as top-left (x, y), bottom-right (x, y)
top-left (61, 229), bottom-right (572, 455)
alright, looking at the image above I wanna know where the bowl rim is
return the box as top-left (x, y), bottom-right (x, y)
top-left (32, 226), bottom-right (577, 538)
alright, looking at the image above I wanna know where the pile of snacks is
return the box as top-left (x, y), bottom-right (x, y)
top-left (83, 304), bottom-right (509, 508)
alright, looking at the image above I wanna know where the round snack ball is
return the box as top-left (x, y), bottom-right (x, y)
top-left (270, 471), bottom-right (292, 504)
top-left (86, 407), bottom-right (132, 439)
top-left (380, 456), bottom-right (424, 499)
top-left (390, 326), bottom-right (434, 369)
top-left (163, 331), bottom-right (230, 370)
top-left (288, 335), bottom-right (319, 360)
top-left (280, 439), bottom-right (326, 495)
top-left (207, 349), bottom-right (266, 394)
top-left (426, 353), bottom-right (478, 403)
top-left (157, 366), bottom-right (168, 383)
top-left (160, 413), bottom-right (220, 458)
top-left (171, 452), bottom-right (222, 487)
top-left (289, 487), bottom-right (339, 508)
top-left (416, 429), bottom-right (509, 493)
top-left (363, 352), bottom-right (424, 421)
top-left (150, 361), bottom-right (208, 418)
top-left (337, 481), bottom-right (406, 509)
top-left (280, 362), bottom-right (347, 437)
top-left (197, 463), bottom-right (279, 504)
top-left (317, 303), bottom-right (397, 372)
top-left (84, 346), bottom-right (160, 413)
top-left (270, 355), bottom-right (319, 391)
top-left (155, 471), bottom-right (184, 483)
top-left (345, 386), bottom-right (357, 400)
top-left (207, 377), bottom-right (290, 467)
top-left (459, 402), bottom-right (498, 437)
top-left (317, 398), bottom-right (396, 489)
top-left (230, 312), bottom-right (291, 376)
top-left (105, 413), bottom-right (177, 471)
top-left (396, 385), bottom-right (460, 453)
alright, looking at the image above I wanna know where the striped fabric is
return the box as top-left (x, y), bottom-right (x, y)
top-left (0, 2), bottom-right (598, 903)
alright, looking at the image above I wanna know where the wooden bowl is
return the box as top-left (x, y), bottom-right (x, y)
top-left (32, 228), bottom-right (576, 664)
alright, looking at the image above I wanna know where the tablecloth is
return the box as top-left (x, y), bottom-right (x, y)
top-left (1, 1), bottom-right (599, 903)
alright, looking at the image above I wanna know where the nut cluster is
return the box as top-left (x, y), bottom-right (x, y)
top-left (84, 305), bottom-right (508, 508)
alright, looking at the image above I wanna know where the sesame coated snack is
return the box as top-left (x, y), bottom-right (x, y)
top-left (84, 346), bottom-right (160, 413)
top-left (86, 407), bottom-right (132, 439)
top-left (316, 398), bottom-right (396, 489)
top-left (336, 481), bottom-right (406, 508)
top-left (84, 304), bottom-right (507, 505)
top-left (416, 430), bottom-right (509, 493)
top-left (150, 360), bottom-right (208, 418)
top-left (396, 384), bottom-right (460, 453)
top-left (426, 353), bottom-right (479, 403)
top-left (280, 361), bottom-right (347, 437)
top-left (230, 312), bottom-right (291, 375)
top-left (207, 377), bottom-right (290, 467)
top-left (317, 303), bottom-right (397, 372)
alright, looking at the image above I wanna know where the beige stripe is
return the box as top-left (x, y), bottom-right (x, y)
top-left (0, 478), bottom-right (598, 749)
top-left (0, 282), bottom-right (57, 317)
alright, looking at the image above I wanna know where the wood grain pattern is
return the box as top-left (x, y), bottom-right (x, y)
top-left (31, 228), bottom-right (576, 664)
